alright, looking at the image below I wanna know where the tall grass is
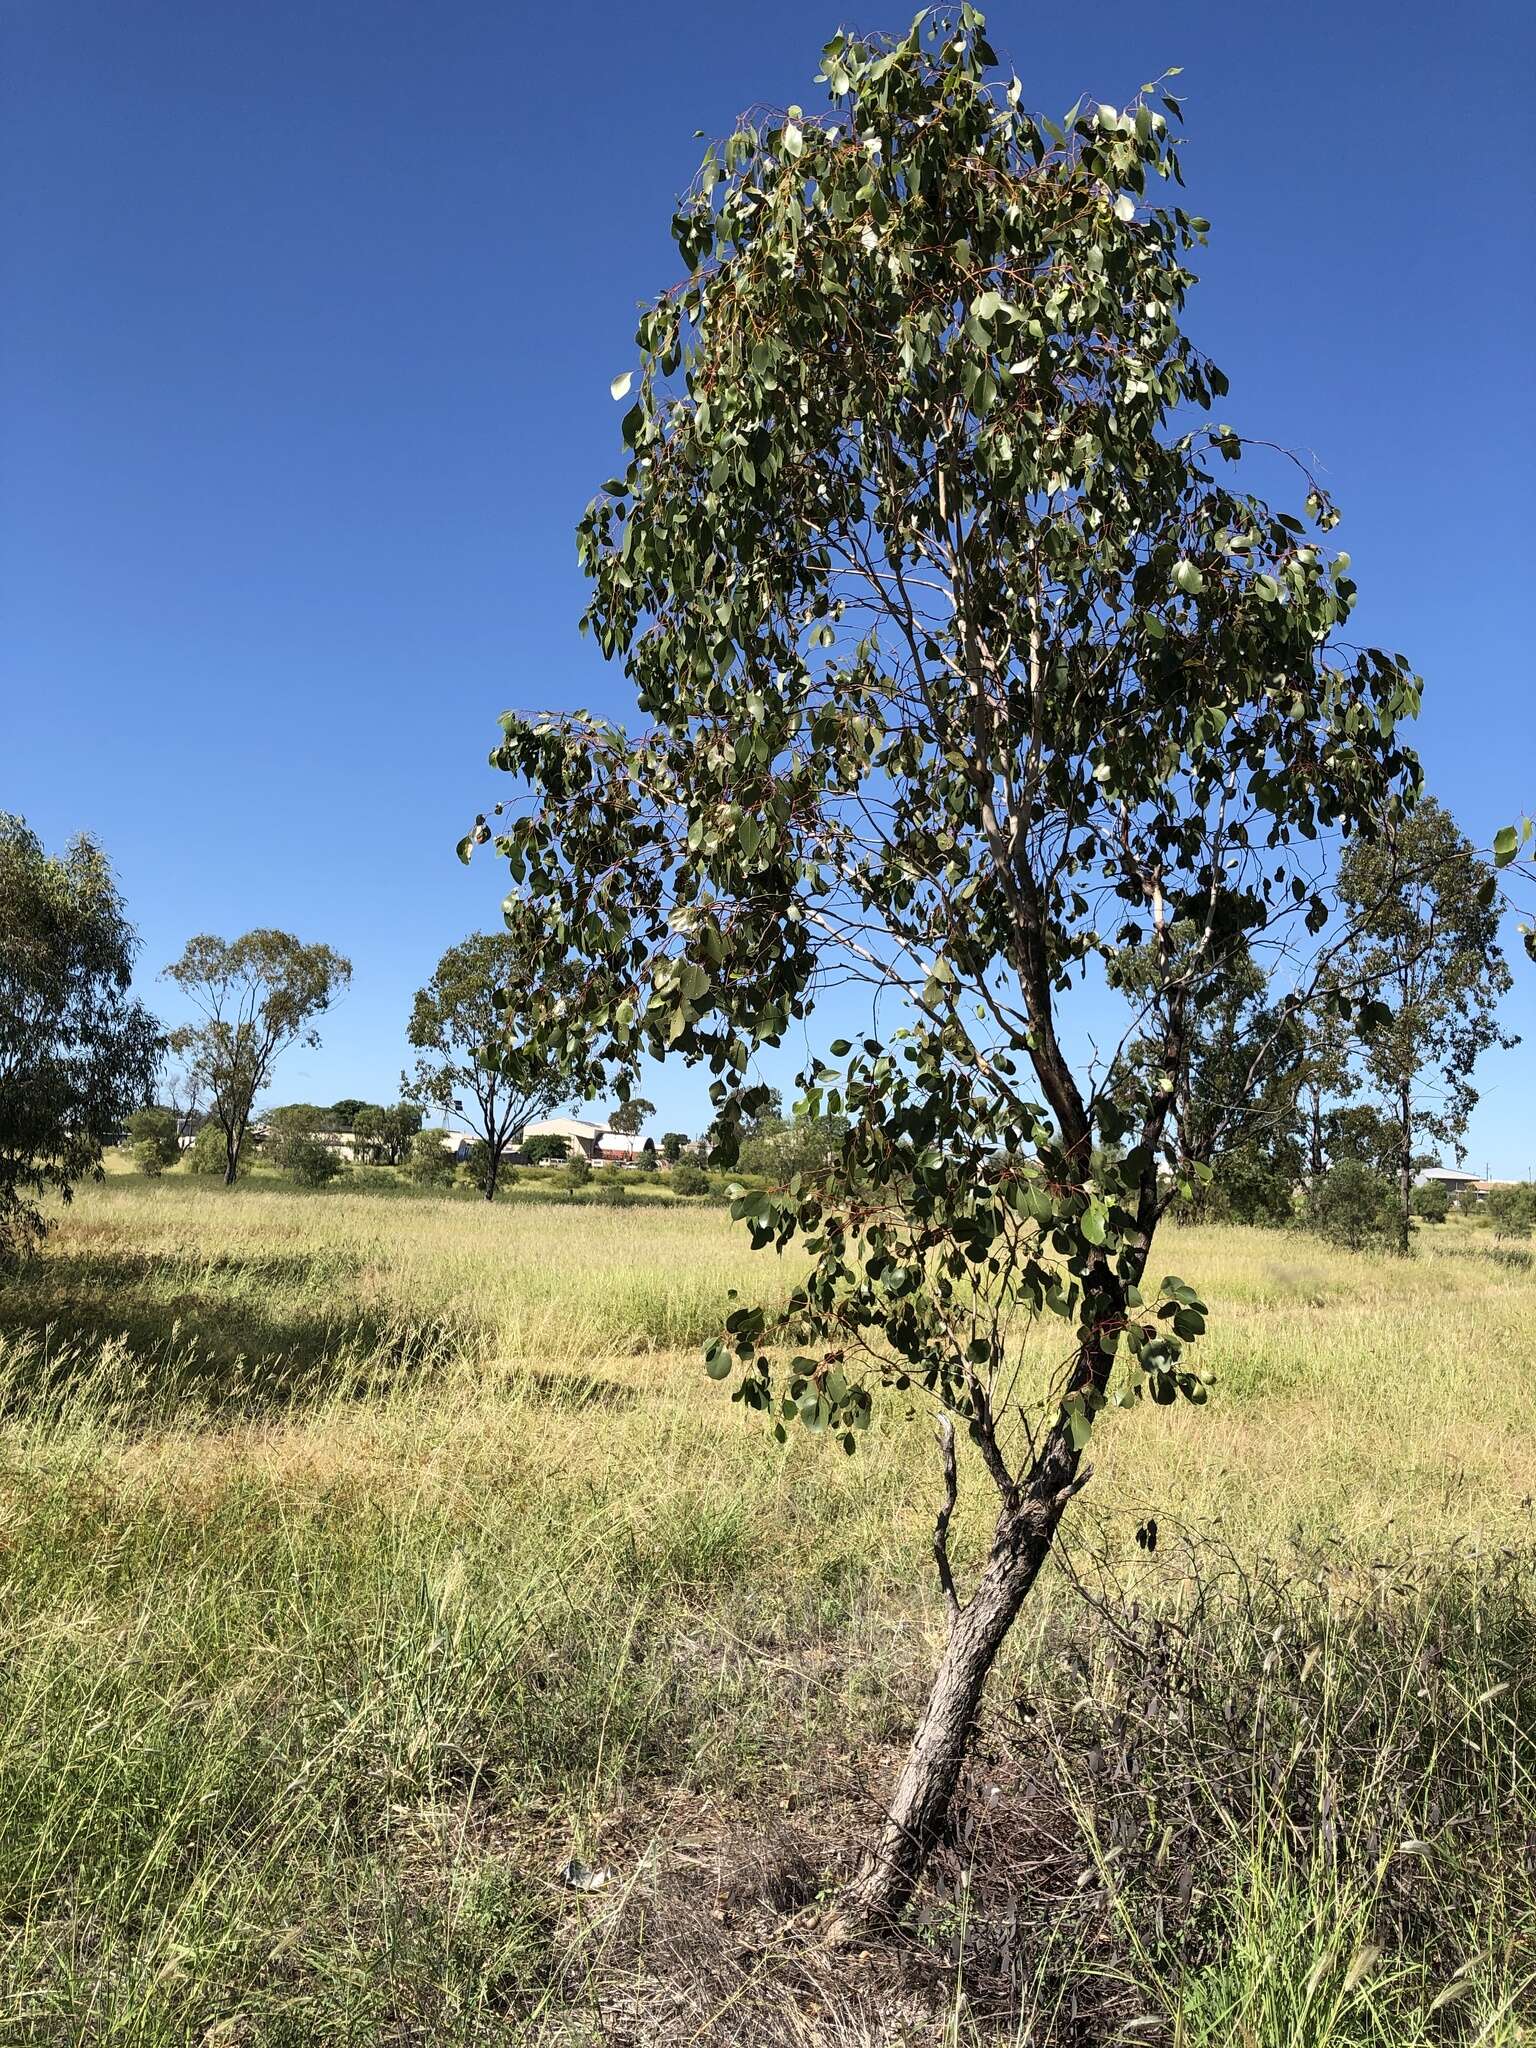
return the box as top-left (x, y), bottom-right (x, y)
top-left (0, 1180), bottom-right (1532, 2041)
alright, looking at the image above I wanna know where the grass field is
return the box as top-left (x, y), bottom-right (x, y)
top-left (1, 1173), bottom-right (1533, 2044)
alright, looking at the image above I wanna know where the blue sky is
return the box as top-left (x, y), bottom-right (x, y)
top-left (3, 0), bottom-right (1533, 1166)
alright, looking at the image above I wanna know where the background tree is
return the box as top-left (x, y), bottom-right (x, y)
top-left (0, 815), bottom-right (161, 1256)
top-left (405, 929), bottom-right (600, 1201)
top-left (1484, 1182), bottom-right (1536, 1240)
top-left (326, 1098), bottom-right (371, 1126)
top-left (164, 932), bottom-right (350, 1186)
top-left (1115, 949), bottom-right (1305, 1226)
top-left (478, 15), bottom-right (1421, 1926)
top-left (1322, 1102), bottom-right (1406, 1180)
top-left (1334, 799), bottom-right (1514, 1254)
top-left (1297, 993), bottom-right (1357, 1185)
top-left (264, 1103), bottom-right (326, 1169)
top-left (607, 1096), bottom-right (655, 1136)
top-left (186, 1121), bottom-right (242, 1176)
top-left (1305, 1159), bottom-right (1401, 1251)
top-left (523, 1133), bottom-right (571, 1166)
top-left (660, 1130), bottom-right (690, 1164)
top-left (1411, 1179), bottom-right (1451, 1224)
top-left (739, 1104), bottom-right (853, 1183)
top-left (404, 1129), bottom-right (455, 1188)
top-left (126, 1107), bottom-right (181, 1175)
top-left (351, 1105), bottom-right (387, 1164)
top-left (352, 1101), bottom-right (421, 1166)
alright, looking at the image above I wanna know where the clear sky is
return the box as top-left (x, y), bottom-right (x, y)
top-left (3, 0), bottom-right (1533, 1166)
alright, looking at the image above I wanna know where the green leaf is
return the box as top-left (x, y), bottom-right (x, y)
top-left (609, 370), bottom-right (633, 402)
top-left (1493, 824), bottom-right (1519, 868)
top-left (1173, 559), bottom-right (1205, 596)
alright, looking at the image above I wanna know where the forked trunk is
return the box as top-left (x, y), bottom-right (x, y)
top-left (831, 1487), bottom-right (1063, 1934)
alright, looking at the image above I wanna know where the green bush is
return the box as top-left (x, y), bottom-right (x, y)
top-left (1411, 1180), bottom-right (1451, 1223)
top-left (405, 1131), bottom-right (455, 1188)
top-left (131, 1137), bottom-right (166, 1178)
top-left (286, 1138), bottom-right (341, 1188)
top-left (562, 1156), bottom-right (592, 1190)
top-left (185, 1124), bottom-right (240, 1177)
top-left (592, 1186), bottom-right (632, 1207)
top-left (669, 1163), bottom-right (710, 1196)
top-left (1485, 1182), bottom-right (1536, 1240)
top-left (1305, 1161), bottom-right (1400, 1251)
top-left (126, 1108), bottom-right (181, 1173)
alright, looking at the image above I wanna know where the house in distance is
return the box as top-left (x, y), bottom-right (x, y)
top-left (520, 1116), bottom-right (657, 1165)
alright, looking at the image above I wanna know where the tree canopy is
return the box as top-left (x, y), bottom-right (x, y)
top-left (404, 929), bottom-right (601, 1200)
top-left (472, 9), bottom-right (1423, 1923)
top-left (164, 931), bottom-right (351, 1185)
top-left (1334, 798), bottom-right (1514, 1252)
top-left (0, 815), bottom-right (161, 1255)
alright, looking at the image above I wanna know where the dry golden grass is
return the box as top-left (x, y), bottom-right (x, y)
top-left (1, 1175), bottom-right (1533, 2042)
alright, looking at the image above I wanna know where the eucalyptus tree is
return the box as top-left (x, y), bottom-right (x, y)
top-left (164, 932), bottom-right (351, 1185)
top-left (1334, 798), bottom-right (1514, 1254)
top-left (471, 11), bottom-right (1421, 1926)
top-left (404, 929), bottom-right (602, 1200)
top-left (1, 815), bottom-right (161, 1253)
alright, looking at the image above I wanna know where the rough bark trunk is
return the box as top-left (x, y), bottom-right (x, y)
top-left (1398, 1079), bottom-right (1413, 1255)
top-left (1308, 1086), bottom-right (1324, 1185)
top-left (831, 1492), bottom-right (1059, 1933)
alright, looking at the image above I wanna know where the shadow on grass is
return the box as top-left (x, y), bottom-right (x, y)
top-left (0, 1245), bottom-right (457, 1419)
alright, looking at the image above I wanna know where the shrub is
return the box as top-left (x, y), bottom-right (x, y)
top-left (637, 1148), bottom-right (658, 1173)
top-left (286, 1138), bottom-right (341, 1188)
top-left (592, 1186), bottom-right (631, 1207)
top-left (595, 1165), bottom-right (625, 1187)
top-left (405, 1131), bottom-right (455, 1188)
top-left (1485, 1182), bottom-right (1536, 1240)
top-left (1411, 1180), bottom-right (1451, 1223)
top-left (131, 1137), bottom-right (166, 1178)
top-left (126, 1108), bottom-right (181, 1172)
top-left (562, 1155), bottom-right (592, 1190)
top-left (669, 1163), bottom-right (710, 1196)
top-left (1305, 1161), bottom-right (1401, 1251)
top-left (186, 1124), bottom-right (241, 1177)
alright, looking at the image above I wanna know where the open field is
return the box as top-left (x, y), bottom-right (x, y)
top-left (1, 1177), bottom-right (1533, 2044)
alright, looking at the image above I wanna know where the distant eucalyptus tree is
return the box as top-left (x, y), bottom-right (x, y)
top-left (164, 931), bottom-right (351, 1185)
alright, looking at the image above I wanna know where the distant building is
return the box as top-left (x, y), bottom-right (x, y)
top-left (1415, 1166), bottom-right (1517, 1205)
top-left (520, 1116), bottom-right (656, 1165)
top-left (597, 1131), bottom-right (656, 1164)
top-left (521, 1116), bottom-right (608, 1160)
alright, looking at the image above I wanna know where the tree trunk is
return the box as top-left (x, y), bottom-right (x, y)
top-left (1398, 1079), bottom-right (1412, 1255)
top-left (484, 1150), bottom-right (498, 1202)
top-left (1308, 1085), bottom-right (1324, 1185)
top-left (831, 1478), bottom-right (1065, 1934)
